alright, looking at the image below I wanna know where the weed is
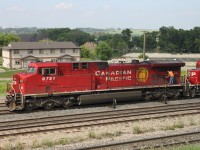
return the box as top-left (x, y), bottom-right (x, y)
top-left (2, 143), bottom-right (13, 150)
top-left (114, 130), bottom-right (122, 137)
top-left (174, 118), bottom-right (184, 128)
top-left (101, 132), bottom-right (114, 138)
top-left (31, 140), bottom-right (40, 149)
top-left (41, 139), bottom-right (54, 148)
top-left (164, 125), bottom-right (175, 131)
top-left (58, 138), bottom-right (70, 145)
top-left (15, 142), bottom-right (24, 150)
top-left (88, 130), bottom-right (96, 138)
top-left (132, 126), bottom-right (143, 134)
top-left (189, 117), bottom-right (196, 126)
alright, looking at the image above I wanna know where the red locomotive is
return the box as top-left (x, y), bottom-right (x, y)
top-left (6, 59), bottom-right (196, 111)
top-left (187, 60), bottom-right (200, 85)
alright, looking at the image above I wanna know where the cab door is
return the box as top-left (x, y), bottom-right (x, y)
top-left (38, 67), bottom-right (58, 95)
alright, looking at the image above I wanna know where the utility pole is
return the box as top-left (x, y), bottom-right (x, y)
top-left (142, 31), bottom-right (146, 61)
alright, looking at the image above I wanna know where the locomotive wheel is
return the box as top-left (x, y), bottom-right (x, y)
top-left (25, 103), bottom-right (33, 111)
top-left (62, 100), bottom-right (73, 108)
top-left (190, 89), bottom-right (197, 98)
top-left (160, 94), bottom-right (168, 104)
top-left (8, 101), bottom-right (16, 111)
top-left (44, 102), bottom-right (54, 110)
top-left (173, 91), bottom-right (181, 100)
top-left (144, 94), bottom-right (152, 101)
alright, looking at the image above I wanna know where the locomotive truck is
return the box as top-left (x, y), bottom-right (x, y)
top-left (5, 59), bottom-right (198, 111)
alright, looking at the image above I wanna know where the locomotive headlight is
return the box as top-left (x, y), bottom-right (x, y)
top-left (20, 79), bottom-right (24, 83)
top-left (13, 77), bottom-right (16, 81)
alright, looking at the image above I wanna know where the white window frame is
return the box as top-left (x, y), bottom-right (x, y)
top-left (39, 49), bottom-right (44, 54)
top-left (27, 49), bottom-right (33, 54)
top-left (14, 50), bottom-right (20, 54)
top-left (60, 49), bottom-right (66, 53)
top-left (15, 60), bottom-right (21, 65)
top-left (50, 49), bottom-right (55, 54)
top-left (73, 49), bottom-right (78, 53)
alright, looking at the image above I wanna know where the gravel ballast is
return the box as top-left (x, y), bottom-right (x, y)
top-left (0, 98), bottom-right (199, 149)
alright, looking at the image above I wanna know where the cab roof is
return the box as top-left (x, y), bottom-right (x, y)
top-left (29, 62), bottom-right (58, 68)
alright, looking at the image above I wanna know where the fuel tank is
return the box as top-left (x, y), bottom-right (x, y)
top-left (78, 91), bottom-right (142, 105)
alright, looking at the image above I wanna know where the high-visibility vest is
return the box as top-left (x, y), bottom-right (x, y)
top-left (168, 71), bottom-right (174, 77)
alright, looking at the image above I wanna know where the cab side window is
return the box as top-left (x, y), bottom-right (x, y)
top-left (82, 63), bottom-right (88, 69)
top-left (39, 68), bottom-right (56, 75)
top-left (73, 63), bottom-right (79, 69)
top-left (50, 68), bottom-right (55, 74)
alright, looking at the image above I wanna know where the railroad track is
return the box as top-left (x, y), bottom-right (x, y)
top-left (0, 103), bottom-right (5, 107)
top-left (0, 102), bottom-right (10, 115)
top-left (0, 109), bottom-right (12, 115)
top-left (77, 131), bottom-right (200, 150)
top-left (0, 102), bottom-right (199, 137)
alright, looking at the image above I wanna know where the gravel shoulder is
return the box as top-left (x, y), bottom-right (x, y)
top-left (0, 98), bottom-right (200, 149)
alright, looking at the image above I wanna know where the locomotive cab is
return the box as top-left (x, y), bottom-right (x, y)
top-left (6, 62), bottom-right (58, 111)
top-left (6, 65), bottom-right (39, 110)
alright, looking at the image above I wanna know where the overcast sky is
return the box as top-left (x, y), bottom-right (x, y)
top-left (0, 0), bottom-right (199, 29)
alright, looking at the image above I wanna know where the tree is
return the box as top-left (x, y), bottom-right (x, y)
top-left (194, 38), bottom-right (200, 53)
top-left (96, 42), bottom-right (112, 60)
top-left (121, 29), bottom-right (133, 51)
top-left (0, 33), bottom-right (20, 56)
top-left (0, 34), bottom-right (20, 46)
top-left (80, 46), bottom-right (91, 58)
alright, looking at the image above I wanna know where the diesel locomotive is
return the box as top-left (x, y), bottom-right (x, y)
top-left (5, 59), bottom-right (199, 111)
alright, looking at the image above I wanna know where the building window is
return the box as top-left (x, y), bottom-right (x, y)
top-left (51, 59), bottom-right (57, 62)
top-left (73, 49), bottom-right (78, 53)
top-left (27, 49), bottom-right (33, 54)
top-left (15, 60), bottom-right (21, 65)
top-left (50, 49), bottom-right (55, 54)
top-left (60, 49), bottom-right (65, 53)
top-left (39, 49), bottom-right (44, 54)
top-left (14, 50), bottom-right (19, 54)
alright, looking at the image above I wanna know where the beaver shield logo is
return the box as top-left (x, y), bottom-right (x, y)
top-left (136, 67), bottom-right (149, 82)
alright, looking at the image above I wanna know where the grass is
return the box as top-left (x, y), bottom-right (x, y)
top-left (0, 80), bottom-right (11, 95)
top-left (132, 126), bottom-right (143, 134)
top-left (88, 130), bottom-right (97, 138)
top-left (40, 139), bottom-right (54, 148)
top-left (2, 143), bottom-right (13, 150)
top-left (0, 70), bottom-right (26, 78)
top-left (171, 144), bottom-right (200, 150)
top-left (164, 118), bottom-right (185, 131)
top-left (188, 117), bottom-right (196, 126)
top-left (181, 70), bottom-right (187, 76)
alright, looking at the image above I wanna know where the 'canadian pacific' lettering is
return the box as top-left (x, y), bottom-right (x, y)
top-left (95, 70), bottom-right (132, 81)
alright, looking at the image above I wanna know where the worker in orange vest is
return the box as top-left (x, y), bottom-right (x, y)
top-left (167, 71), bottom-right (174, 85)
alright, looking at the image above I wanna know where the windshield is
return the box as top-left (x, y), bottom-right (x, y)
top-left (28, 67), bottom-right (36, 73)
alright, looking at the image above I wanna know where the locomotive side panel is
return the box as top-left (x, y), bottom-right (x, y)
top-left (96, 64), bottom-right (135, 89)
top-left (57, 62), bottom-right (93, 92)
